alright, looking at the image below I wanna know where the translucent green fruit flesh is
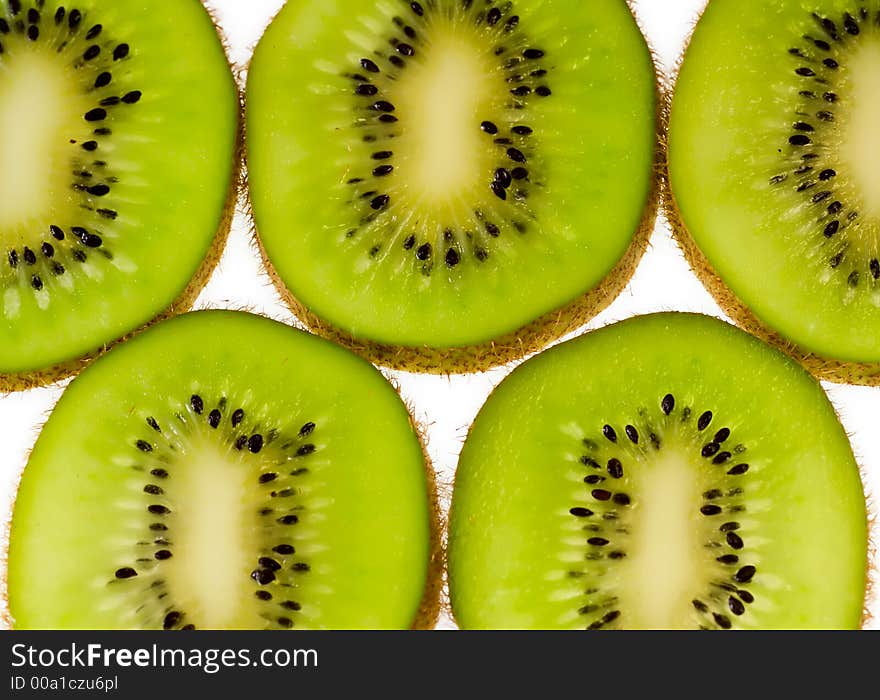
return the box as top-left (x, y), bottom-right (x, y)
top-left (0, 0), bottom-right (238, 380)
top-left (8, 311), bottom-right (435, 630)
top-left (448, 313), bottom-right (867, 630)
top-left (669, 0), bottom-right (880, 365)
top-left (247, 0), bottom-right (657, 362)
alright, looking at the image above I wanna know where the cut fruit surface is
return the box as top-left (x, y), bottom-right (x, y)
top-left (0, 0), bottom-right (238, 385)
top-left (668, 0), bottom-right (880, 378)
top-left (247, 0), bottom-right (657, 372)
top-left (7, 311), bottom-right (436, 630)
top-left (448, 313), bottom-right (867, 629)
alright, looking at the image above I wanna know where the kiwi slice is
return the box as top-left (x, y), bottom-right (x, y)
top-left (246, 0), bottom-right (659, 373)
top-left (668, 0), bottom-right (880, 384)
top-left (0, 0), bottom-right (239, 390)
top-left (448, 313), bottom-right (868, 629)
top-left (6, 310), bottom-right (439, 629)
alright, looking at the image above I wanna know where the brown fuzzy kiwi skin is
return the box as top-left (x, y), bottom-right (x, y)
top-left (661, 5), bottom-right (880, 387)
top-left (246, 3), bottom-right (663, 376)
top-left (410, 414), bottom-right (444, 630)
top-left (0, 3), bottom-right (244, 395)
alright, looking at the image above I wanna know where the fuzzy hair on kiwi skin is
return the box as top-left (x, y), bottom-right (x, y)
top-left (0, 2), bottom-right (244, 395)
top-left (0, 307), bottom-right (443, 630)
top-left (661, 2), bottom-right (880, 387)
top-left (245, 2), bottom-right (664, 375)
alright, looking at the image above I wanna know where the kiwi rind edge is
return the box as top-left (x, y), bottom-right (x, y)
top-left (0, 5), bottom-right (244, 395)
top-left (662, 2), bottom-right (880, 387)
top-left (247, 2), bottom-right (664, 375)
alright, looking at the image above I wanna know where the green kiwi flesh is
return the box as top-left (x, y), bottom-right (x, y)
top-left (448, 313), bottom-right (868, 629)
top-left (0, 0), bottom-right (238, 390)
top-left (246, 0), bottom-right (658, 373)
top-left (7, 310), bottom-right (438, 630)
top-left (668, 0), bottom-right (880, 383)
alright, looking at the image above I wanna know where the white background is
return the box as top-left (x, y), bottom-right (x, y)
top-left (1, 0), bottom-right (877, 629)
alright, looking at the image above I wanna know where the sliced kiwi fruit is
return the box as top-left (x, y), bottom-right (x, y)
top-left (0, 0), bottom-right (239, 391)
top-left (246, 0), bottom-right (659, 373)
top-left (448, 312), bottom-right (868, 629)
top-left (668, 0), bottom-right (880, 384)
top-left (6, 310), bottom-right (439, 629)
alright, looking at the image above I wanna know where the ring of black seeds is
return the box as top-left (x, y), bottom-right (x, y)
top-left (2, 0), bottom-right (142, 292)
top-left (768, 8), bottom-right (880, 288)
top-left (107, 393), bottom-right (320, 629)
top-left (569, 392), bottom-right (756, 629)
top-left (339, 0), bottom-right (553, 275)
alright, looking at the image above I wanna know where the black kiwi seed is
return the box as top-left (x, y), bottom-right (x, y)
top-left (190, 395), bottom-right (204, 414)
top-left (208, 409), bottom-right (221, 428)
top-left (491, 181), bottom-right (507, 200)
top-left (734, 565), bottom-right (756, 583)
top-left (495, 168), bottom-right (512, 188)
top-left (701, 443), bottom-right (720, 458)
top-left (607, 459), bottom-right (623, 479)
top-left (714, 428), bottom-right (730, 443)
top-left (712, 451), bottom-right (732, 465)
top-left (251, 568), bottom-right (275, 585)
top-left (114, 567), bottom-right (137, 579)
top-left (624, 425), bottom-right (639, 444)
top-left (570, 507), bottom-right (593, 518)
top-left (713, 613), bottom-right (732, 630)
top-left (231, 408), bottom-right (244, 427)
top-left (661, 393), bottom-right (675, 415)
top-left (697, 411), bottom-right (713, 431)
top-left (248, 434), bottom-right (264, 454)
top-left (602, 425), bottom-right (617, 443)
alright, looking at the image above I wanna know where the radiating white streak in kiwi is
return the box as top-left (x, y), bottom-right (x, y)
top-left (0, 50), bottom-right (87, 236)
top-left (161, 433), bottom-right (262, 629)
top-left (392, 29), bottom-right (494, 210)
top-left (616, 446), bottom-right (705, 629)
top-left (840, 39), bottom-right (880, 221)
